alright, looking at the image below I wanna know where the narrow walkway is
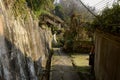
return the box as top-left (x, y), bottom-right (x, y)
top-left (50, 48), bottom-right (80, 80)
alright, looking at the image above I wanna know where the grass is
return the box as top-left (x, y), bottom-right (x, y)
top-left (71, 54), bottom-right (89, 66)
top-left (71, 54), bottom-right (91, 80)
top-left (71, 54), bottom-right (90, 73)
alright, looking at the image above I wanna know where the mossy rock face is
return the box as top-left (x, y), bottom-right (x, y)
top-left (3, 0), bottom-right (54, 18)
top-left (0, 0), bottom-right (54, 79)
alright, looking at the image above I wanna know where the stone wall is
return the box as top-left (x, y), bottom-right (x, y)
top-left (0, 0), bottom-right (52, 80)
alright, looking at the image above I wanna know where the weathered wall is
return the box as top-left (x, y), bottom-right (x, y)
top-left (0, 0), bottom-right (52, 80)
top-left (94, 30), bottom-right (120, 80)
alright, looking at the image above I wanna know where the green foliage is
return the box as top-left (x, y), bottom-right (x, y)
top-left (101, 4), bottom-right (120, 25)
top-left (54, 4), bottom-right (65, 20)
top-left (26, 0), bottom-right (54, 10)
top-left (63, 15), bottom-right (92, 53)
top-left (6, 0), bottom-right (55, 18)
top-left (26, 0), bottom-right (54, 16)
top-left (92, 3), bottom-right (120, 34)
top-left (11, 0), bottom-right (29, 19)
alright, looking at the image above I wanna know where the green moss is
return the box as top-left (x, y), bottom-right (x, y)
top-left (26, 0), bottom-right (54, 17)
top-left (9, 0), bottom-right (29, 20)
top-left (4, 0), bottom-right (55, 19)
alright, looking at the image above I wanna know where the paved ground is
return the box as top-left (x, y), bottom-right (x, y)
top-left (50, 48), bottom-right (80, 80)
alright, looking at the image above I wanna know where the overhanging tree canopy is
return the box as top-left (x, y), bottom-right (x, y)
top-left (92, 3), bottom-right (120, 35)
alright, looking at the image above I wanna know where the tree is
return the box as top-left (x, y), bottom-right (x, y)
top-left (92, 3), bottom-right (120, 35)
top-left (54, 4), bottom-right (65, 20)
top-left (59, 0), bottom-right (95, 22)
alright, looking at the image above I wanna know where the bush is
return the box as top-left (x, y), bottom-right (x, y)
top-left (92, 3), bottom-right (120, 35)
top-left (26, 0), bottom-right (54, 16)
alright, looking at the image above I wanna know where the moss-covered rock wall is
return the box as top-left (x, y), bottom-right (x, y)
top-left (0, 0), bottom-right (52, 80)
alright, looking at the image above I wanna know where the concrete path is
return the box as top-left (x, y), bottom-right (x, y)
top-left (50, 48), bottom-right (80, 80)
